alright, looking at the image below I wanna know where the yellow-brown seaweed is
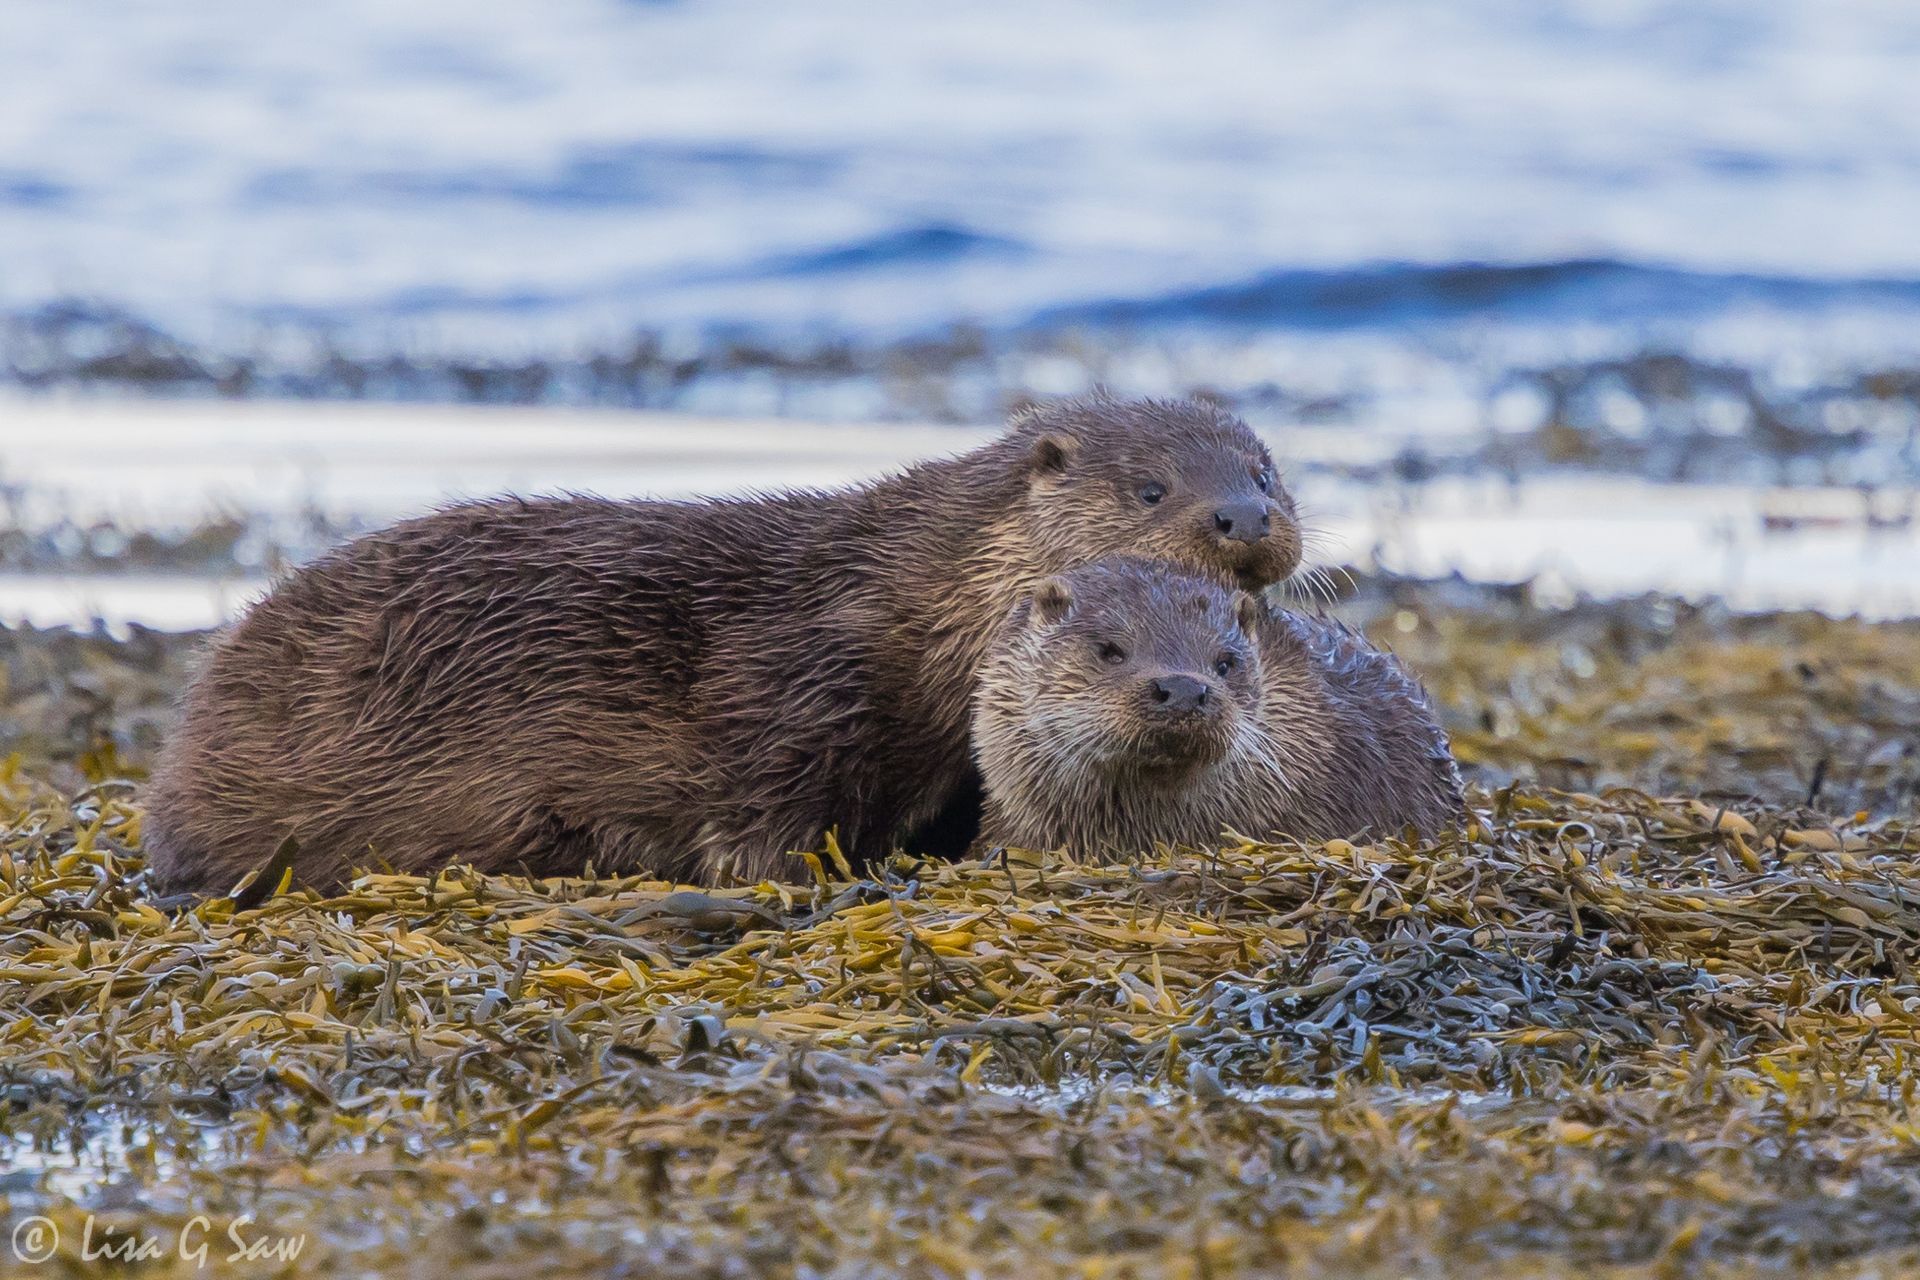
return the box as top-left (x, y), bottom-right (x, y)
top-left (3, 581), bottom-right (1920, 1277)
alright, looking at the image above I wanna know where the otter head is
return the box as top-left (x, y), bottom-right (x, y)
top-left (976, 557), bottom-right (1267, 794)
top-left (1011, 395), bottom-right (1301, 592)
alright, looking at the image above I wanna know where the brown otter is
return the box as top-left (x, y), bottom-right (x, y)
top-left (971, 557), bottom-right (1462, 859)
top-left (145, 395), bottom-right (1303, 891)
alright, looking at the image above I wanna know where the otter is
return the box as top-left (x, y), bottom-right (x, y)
top-left (971, 557), bottom-right (1461, 859)
top-left (145, 395), bottom-right (1303, 891)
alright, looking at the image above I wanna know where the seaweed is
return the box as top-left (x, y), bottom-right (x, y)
top-left (2, 578), bottom-right (1919, 1276)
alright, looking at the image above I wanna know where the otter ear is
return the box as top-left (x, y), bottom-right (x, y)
top-left (1233, 591), bottom-right (1265, 635)
top-left (1030, 576), bottom-right (1075, 625)
top-left (1027, 432), bottom-right (1077, 477)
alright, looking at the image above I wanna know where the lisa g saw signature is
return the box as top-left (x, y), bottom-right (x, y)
top-left (12, 1214), bottom-right (306, 1268)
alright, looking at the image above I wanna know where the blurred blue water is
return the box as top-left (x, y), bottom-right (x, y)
top-left (4, 0), bottom-right (1920, 359)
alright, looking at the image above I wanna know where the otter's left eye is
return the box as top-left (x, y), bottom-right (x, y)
top-left (1213, 654), bottom-right (1237, 677)
top-left (1255, 468), bottom-right (1274, 494)
top-left (1138, 482), bottom-right (1166, 506)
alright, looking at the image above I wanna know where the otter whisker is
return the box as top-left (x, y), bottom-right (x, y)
top-left (1297, 522), bottom-right (1347, 556)
top-left (1283, 563), bottom-right (1342, 609)
top-left (1299, 531), bottom-right (1341, 555)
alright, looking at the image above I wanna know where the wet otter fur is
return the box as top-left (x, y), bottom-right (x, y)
top-left (146, 395), bottom-right (1303, 891)
top-left (972, 557), bottom-right (1462, 858)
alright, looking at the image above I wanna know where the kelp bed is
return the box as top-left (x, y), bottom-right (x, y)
top-left (4, 582), bottom-right (1920, 1277)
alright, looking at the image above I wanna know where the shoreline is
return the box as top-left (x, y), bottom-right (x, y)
top-left (3, 397), bottom-right (1918, 628)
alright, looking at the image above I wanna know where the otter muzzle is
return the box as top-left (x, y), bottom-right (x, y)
top-left (1148, 674), bottom-right (1212, 714)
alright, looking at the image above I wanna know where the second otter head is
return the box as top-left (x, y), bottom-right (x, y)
top-left (976, 557), bottom-right (1267, 787)
top-left (1009, 395), bottom-right (1302, 592)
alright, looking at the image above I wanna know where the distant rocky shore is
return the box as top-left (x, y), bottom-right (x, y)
top-left (6, 303), bottom-right (1918, 489)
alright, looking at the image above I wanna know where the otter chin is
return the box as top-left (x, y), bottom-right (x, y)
top-left (1226, 542), bottom-right (1298, 594)
top-left (972, 556), bottom-right (1464, 861)
top-left (1109, 743), bottom-right (1223, 783)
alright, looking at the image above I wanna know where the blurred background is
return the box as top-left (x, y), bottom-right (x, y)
top-left (4, 0), bottom-right (1920, 629)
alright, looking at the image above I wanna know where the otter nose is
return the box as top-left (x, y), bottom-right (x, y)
top-left (1212, 501), bottom-right (1270, 545)
top-left (1149, 674), bottom-right (1210, 714)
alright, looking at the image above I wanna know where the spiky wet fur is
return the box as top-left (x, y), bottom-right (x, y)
top-left (145, 395), bottom-right (1301, 891)
top-left (972, 558), bottom-right (1463, 859)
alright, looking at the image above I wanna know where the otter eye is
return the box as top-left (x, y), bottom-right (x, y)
top-left (1138, 482), bottom-right (1166, 506)
top-left (1098, 642), bottom-right (1127, 666)
top-left (1256, 468), bottom-right (1274, 494)
top-left (1214, 654), bottom-right (1237, 677)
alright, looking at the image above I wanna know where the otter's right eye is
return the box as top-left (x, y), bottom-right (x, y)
top-left (1138, 482), bottom-right (1166, 506)
top-left (1098, 642), bottom-right (1127, 665)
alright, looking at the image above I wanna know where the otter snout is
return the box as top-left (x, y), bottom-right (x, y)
top-left (1211, 500), bottom-right (1271, 546)
top-left (1220, 514), bottom-right (1301, 590)
top-left (1128, 669), bottom-right (1232, 776)
top-left (1146, 673), bottom-right (1217, 716)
